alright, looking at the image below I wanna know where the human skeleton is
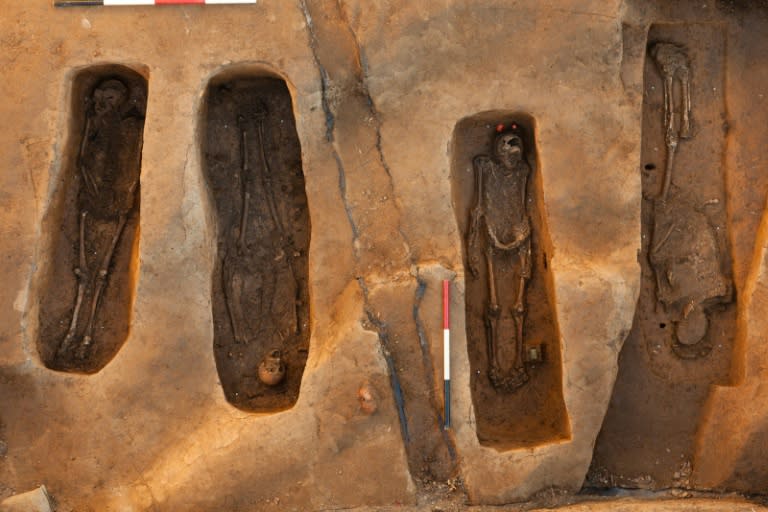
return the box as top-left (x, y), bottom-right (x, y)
top-left (647, 42), bottom-right (732, 357)
top-left (57, 78), bottom-right (143, 361)
top-left (222, 101), bottom-right (299, 386)
top-left (468, 126), bottom-right (532, 391)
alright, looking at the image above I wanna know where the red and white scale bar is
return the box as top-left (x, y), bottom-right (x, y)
top-left (55, 0), bottom-right (256, 6)
top-left (442, 279), bottom-right (451, 429)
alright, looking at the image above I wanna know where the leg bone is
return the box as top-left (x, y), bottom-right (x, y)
top-left (58, 211), bottom-right (89, 357)
top-left (661, 135), bottom-right (678, 202)
top-left (238, 128), bottom-right (250, 252)
top-left (679, 67), bottom-right (692, 139)
top-left (484, 247), bottom-right (502, 385)
top-left (256, 119), bottom-right (284, 235)
top-left (76, 213), bottom-right (129, 360)
top-left (223, 261), bottom-right (249, 344)
top-left (514, 279), bottom-right (527, 370)
top-left (509, 245), bottom-right (531, 390)
top-left (663, 73), bottom-right (674, 138)
top-left (660, 73), bottom-right (679, 201)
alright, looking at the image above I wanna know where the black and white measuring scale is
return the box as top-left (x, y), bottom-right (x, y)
top-left (55, 0), bottom-right (255, 6)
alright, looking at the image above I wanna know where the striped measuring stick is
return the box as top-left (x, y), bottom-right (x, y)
top-left (55, 0), bottom-right (256, 6)
top-left (443, 279), bottom-right (451, 429)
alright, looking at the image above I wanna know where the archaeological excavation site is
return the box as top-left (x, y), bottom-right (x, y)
top-left (5, 1), bottom-right (768, 511)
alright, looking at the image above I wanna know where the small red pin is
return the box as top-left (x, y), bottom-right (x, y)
top-left (496, 123), bottom-right (505, 132)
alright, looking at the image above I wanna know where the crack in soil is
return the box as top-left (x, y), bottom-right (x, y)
top-left (298, 0), bottom-right (360, 244)
top-left (297, 0), bottom-right (458, 489)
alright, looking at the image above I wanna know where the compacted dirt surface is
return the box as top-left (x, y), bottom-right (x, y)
top-left (5, 0), bottom-right (768, 510)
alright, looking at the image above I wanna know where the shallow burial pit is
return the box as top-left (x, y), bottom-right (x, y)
top-left (589, 23), bottom-right (736, 489)
top-left (38, 64), bottom-right (147, 374)
top-left (202, 73), bottom-right (310, 413)
top-left (451, 113), bottom-right (569, 449)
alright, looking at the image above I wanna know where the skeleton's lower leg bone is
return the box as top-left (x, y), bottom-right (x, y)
top-left (238, 129), bottom-right (249, 250)
top-left (680, 67), bottom-right (692, 139)
top-left (225, 269), bottom-right (248, 344)
top-left (81, 166), bottom-right (99, 197)
top-left (285, 259), bottom-right (300, 335)
top-left (58, 211), bottom-right (89, 356)
top-left (484, 247), bottom-right (500, 374)
top-left (484, 312), bottom-right (494, 377)
top-left (238, 191), bottom-right (250, 251)
top-left (661, 134), bottom-right (678, 201)
top-left (513, 275), bottom-right (528, 369)
top-left (663, 74), bottom-right (674, 137)
top-left (253, 268), bottom-right (291, 344)
top-left (257, 120), bottom-right (284, 234)
top-left (77, 214), bottom-right (128, 359)
top-left (660, 73), bottom-right (679, 201)
top-left (223, 127), bottom-right (252, 344)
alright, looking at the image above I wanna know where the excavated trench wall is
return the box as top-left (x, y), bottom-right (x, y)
top-left (3, 1), bottom-right (768, 510)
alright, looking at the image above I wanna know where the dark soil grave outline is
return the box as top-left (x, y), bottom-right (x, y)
top-left (38, 64), bottom-right (147, 374)
top-left (451, 112), bottom-right (570, 450)
top-left (202, 73), bottom-right (311, 413)
top-left (589, 22), bottom-right (736, 490)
